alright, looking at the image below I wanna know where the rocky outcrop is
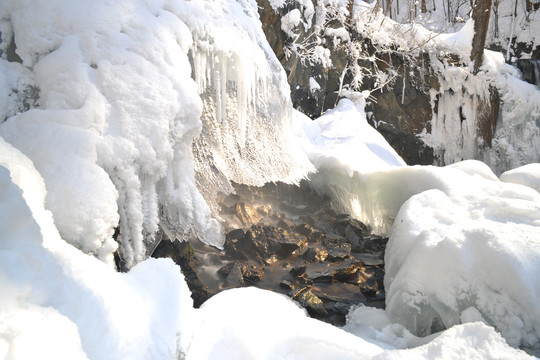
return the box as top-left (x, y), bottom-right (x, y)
top-left (255, 0), bottom-right (435, 165)
top-left (170, 181), bottom-right (387, 325)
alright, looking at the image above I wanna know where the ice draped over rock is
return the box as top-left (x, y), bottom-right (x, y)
top-left (0, 0), bottom-right (312, 268)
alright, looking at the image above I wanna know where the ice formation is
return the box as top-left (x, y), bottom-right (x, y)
top-left (188, 0), bottom-right (313, 207)
top-left (0, 0), bottom-right (311, 268)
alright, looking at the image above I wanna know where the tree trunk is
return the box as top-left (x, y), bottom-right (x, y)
top-left (470, 0), bottom-right (492, 74)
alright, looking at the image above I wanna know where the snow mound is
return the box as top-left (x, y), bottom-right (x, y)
top-left (501, 163), bottom-right (540, 193)
top-left (0, 138), bottom-right (193, 359)
top-left (185, 287), bottom-right (384, 359)
top-left (294, 98), bottom-right (406, 233)
top-left (384, 160), bottom-right (540, 350)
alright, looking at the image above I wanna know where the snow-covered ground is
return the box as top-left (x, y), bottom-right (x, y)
top-left (1, 0), bottom-right (540, 359)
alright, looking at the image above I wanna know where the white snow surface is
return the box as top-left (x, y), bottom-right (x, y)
top-left (384, 161), bottom-right (540, 350)
top-left (501, 163), bottom-right (540, 193)
top-left (0, 138), bottom-right (194, 359)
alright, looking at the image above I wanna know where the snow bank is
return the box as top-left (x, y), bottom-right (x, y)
top-left (384, 160), bottom-right (540, 350)
top-left (294, 97), bottom-right (407, 233)
top-left (1, 133), bottom-right (533, 360)
top-left (186, 287), bottom-right (384, 359)
top-left (501, 163), bottom-right (540, 193)
top-left (0, 138), bottom-right (193, 359)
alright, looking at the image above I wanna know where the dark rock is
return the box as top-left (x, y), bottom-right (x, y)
top-left (363, 235), bottom-right (388, 252)
top-left (223, 231), bottom-right (249, 261)
top-left (241, 264), bottom-right (265, 282)
top-left (223, 264), bottom-right (244, 288)
top-left (290, 265), bottom-right (307, 277)
top-left (308, 269), bottom-right (333, 283)
top-left (350, 253), bottom-right (384, 266)
top-left (226, 228), bottom-right (246, 240)
top-left (277, 218), bottom-right (295, 229)
top-left (293, 289), bottom-right (328, 317)
top-left (217, 262), bottom-right (235, 277)
top-left (247, 225), bottom-right (304, 261)
top-left (333, 259), bottom-right (363, 282)
top-left (279, 280), bottom-right (295, 291)
top-left (151, 237), bottom-right (194, 266)
top-left (295, 223), bottom-right (323, 243)
top-left (151, 238), bottom-right (206, 307)
top-left (332, 216), bottom-right (370, 237)
top-left (323, 236), bottom-right (351, 261)
top-left (302, 247), bottom-right (328, 262)
top-left (203, 253), bottom-right (223, 266)
top-left (182, 265), bottom-right (209, 308)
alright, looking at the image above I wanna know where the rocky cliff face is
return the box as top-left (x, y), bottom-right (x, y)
top-left (256, 0), bottom-right (436, 165)
top-left (255, 0), bottom-right (540, 169)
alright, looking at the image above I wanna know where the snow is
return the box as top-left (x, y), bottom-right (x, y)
top-left (0, 0), bottom-right (313, 267)
top-left (501, 163), bottom-right (540, 193)
top-left (282, 9), bottom-right (303, 36)
top-left (384, 161), bottom-right (540, 350)
top-left (3, 135), bottom-right (533, 359)
top-left (0, 138), bottom-right (194, 359)
top-left (1, 0), bottom-right (540, 358)
top-left (294, 98), bottom-right (406, 176)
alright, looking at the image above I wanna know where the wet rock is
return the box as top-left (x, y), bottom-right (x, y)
top-left (279, 280), bottom-right (295, 291)
top-left (203, 253), bottom-right (223, 266)
top-left (223, 264), bottom-right (244, 288)
top-left (241, 264), bottom-right (265, 282)
top-left (151, 238), bottom-right (206, 307)
top-left (332, 215), bottom-right (370, 237)
top-left (226, 228), bottom-right (246, 240)
top-left (350, 253), bottom-right (384, 266)
top-left (223, 229), bottom-right (249, 261)
top-left (247, 225), bottom-right (305, 261)
top-left (217, 262), bottom-right (234, 277)
top-left (308, 269), bottom-right (333, 283)
top-left (235, 202), bottom-right (261, 227)
top-left (333, 259), bottom-right (363, 282)
top-left (257, 204), bottom-right (272, 216)
top-left (182, 265), bottom-right (209, 308)
top-left (293, 289), bottom-right (328, 317)
top-left (290, 265), bottom-right (307, 277)
top-left (277, 218), bottom-right (295, 229)
top-left (265, 254), bottom-right (279, 265)
top-left (323, 236), bottom-right (351, 262)
top-left (295, 223), bottom-right (323, 243)
top-left (220, 193), bottom-right (241, 209)
top-left (363, 235), bottom-right (388, 252)
top-left (302, 247), bottom-right (328, 262)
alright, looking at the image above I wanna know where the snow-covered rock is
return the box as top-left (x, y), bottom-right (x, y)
top-left (384, 161), bottom-right (540, 350)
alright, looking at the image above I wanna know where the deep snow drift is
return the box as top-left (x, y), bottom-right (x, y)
top-left (1, 0), bottom-right (540, 359)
